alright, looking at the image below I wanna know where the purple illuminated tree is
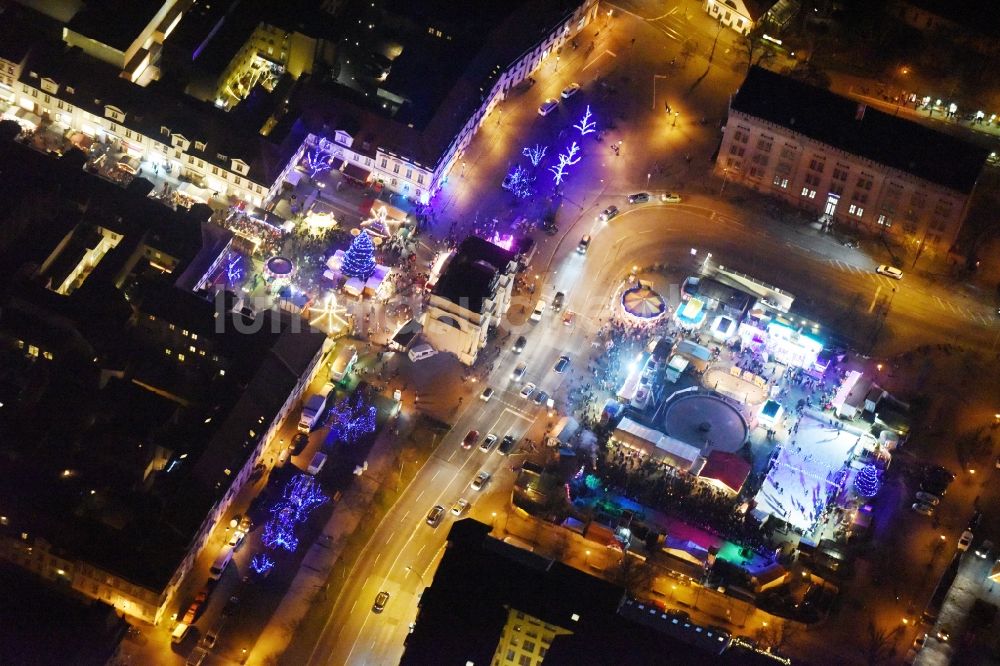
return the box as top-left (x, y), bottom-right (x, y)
top-left (327, 394), bottom-right (378, 446)
top-left (262, 508), bottom-right (299, 552)
top-left (260, 474), bottom-right (329, 553)
top-left (522, 144), bottom-right (548, 167)
top-left (282, 474), bottom-right (329, 522)
top-left (342, 230), bottom-right (377, 280)
top-left (501, 164), bottom-right (535, 199)
top-left (573, 105), bottom-right (597, 136)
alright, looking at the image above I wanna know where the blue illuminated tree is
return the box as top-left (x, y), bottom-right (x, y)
top-left (342, 230), bottom-right (377, 281)
top-left (251, 553), bottom-right (275, 575)
top-left (261, 474), bottom-right (328, 553)
top-left (502, 164), bottom-right (535, 199)
top-left (225, 255), bottom-right (243, 284)
top-left (327, 394), bottom-right (378, 446)
top-left (304, 146), bottom-right (332, 178)
top-left (573, 105), bottom-right (597, 136)
top-left (854, 464), bottom-right (881, 497)
top-left (262, 508), bottom-right (299, 552)
top-left (549, 142), bottom-right (582, 186)
top-left (522, 144), bottom-right (548, 167)
top-left (549, 160), bottom-right (568, 186)
top-left (282, 474), bottom-right (329, 522)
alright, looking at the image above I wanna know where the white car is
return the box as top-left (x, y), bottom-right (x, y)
top-left (480, 387), bottom-right (494, 402)
top-left (451, 498), bottom-right (470, 516)
top-left (876, 264), bottom-right (903, 279)
top-left (471, 471), bottom-right (490, 491)
top-left (519, 382), bottom-right (536, 399)
top-left (660, 193), bottom-right (682, 203)
top-left (958, 530), bottom-right (974, 551)
top-left (538, 98), bottom-right (559, 116)
top-left (561, 83), bottom-right (581, 99)
top-left (511, 362), bottom-right (527, 382)
top-left (530, 300), bottom-right (545, 322)
top-left (479, 434), bottom-right (498, 452)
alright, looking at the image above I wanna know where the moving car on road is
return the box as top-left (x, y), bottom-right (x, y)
top-left (561, 82), bottom-right (581, 99)
top-left (461, 430), bottom-right (480, 449)
top-left (562, 311), bottom-right (576, 326)
top-left (552, 292), bottom-right (565, 311)
top-left (512, 363), bottom-right (527, 382)
top-left (876, 264), bottom-right (903, 279)
top-left (520, 383), bottom-right (536, 399)
top-left (426, 505), bottom-right (446, 527)
top-left (498, 435), bottom-right (518, 455)
top-left (958, 530), bottom-right (974, 551)
top-left (373, 591), bottom-right (390, 613)
top-left (533, 390), bottom-right (549, 406)
top-left (538, 98), bottom-right (559, 116)
top-left (627, 192), bottom-right (650, 204)
top-left (513, 335), bottom-right (527, 353)
top-left (531, 300), bottom-right (545, 322)
top-left (451, 498), bottom-right (470, 516)
top-left (471, 471), bottom-right (490, 491)
top-left (479, 434), bottom-right (498, 453)
top-left (577, 235), bottom-right (591, 253)
top-left (660, 193), bottom-right (682, 203)
top-left (599, 205), bottom-right (619, 222)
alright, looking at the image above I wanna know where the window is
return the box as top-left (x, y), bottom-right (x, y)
top-left (523, 641), bottom-right (536, 653)
top-left (212, 166), bottom-right (218, 175)
top-left (178, 353), bottom-right (185, 362)
top-left (518, 657), bottom-right (532, 666)
top-left (855, 177), bottom-right (873, 190)
top-left (168, 323), bottom-right (176, 330)
top-left (234, 176), bottom-right (241, 185)
top-left (380, 158), bottom-right (388, 168)
top-left (505, 651), bottom-right (515, 662)
top-left (417, 174), bottom-right (424, 184)
top-left (808, 158), bottom-right (825, 173)
top-left (195, 141), bottom-right (206, 151)
top-left (773, 176), bottom-right (788, 189)
top-left (161, 126), bottom-right (169, 136)
top-left (801, 187), bottom-right (816, 199)
top-left (165, 348), bottom-right (172, 356)
top-left (848, 204), bottom-right (864, 217)
top-left (780, 147), bottom-right (796, 160)
top-left (756, 138), bottom-right (772, 152)
top-left (405, 168), bottom-right (413, 179)
top-left (804, 173), bottom-right (820, 187)
top-left (393, 163), bottom-right (400, 174)
top-left (188, 156), bottom-right (194, 164)
top-left (832, 168), bottom-right (848, 182)
top-left (830, 184), bottom-right (844, 196)
top-left (728, 144), bottom-right (745, 157)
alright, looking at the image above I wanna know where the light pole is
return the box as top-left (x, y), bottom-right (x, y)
top-left (405, 565), bottom-right (427, 587)
top-left (585, 549), bottom-right (591, 566)
top-left (672, 111), bottom-right (680, 127)
top-left (646, 172), bottom-right (651, 189)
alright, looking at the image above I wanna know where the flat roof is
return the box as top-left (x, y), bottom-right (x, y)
top-left (433, 236), bottom-right (515, 312)
top-left (65, 0), bottom-right (163, 51)
top-left (731, 66), bottom-right (989, 193)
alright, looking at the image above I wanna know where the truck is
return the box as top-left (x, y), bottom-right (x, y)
top-left (298, 383), bottom-right (333, 433)
top-left (330, 346), bottom-right (358, 383)
top-left (546, 416), bottom-right (579, 448)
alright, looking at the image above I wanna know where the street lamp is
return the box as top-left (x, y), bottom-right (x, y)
top-left (672, 111), bottom-right (680, 127)
top-left (585, 549), bottom-right (591, 565)
top-left (491, 511), bottom-right (497, 529)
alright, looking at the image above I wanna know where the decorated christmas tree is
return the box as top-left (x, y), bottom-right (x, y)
top-left (342, 230), bottom-right (377, 280)
top-left (854, 464), bottom-right (881, 497)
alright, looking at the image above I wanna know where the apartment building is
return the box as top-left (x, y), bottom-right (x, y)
top-left (0, 141), bottom-right (328, 624)
top-left (716, 67), bottom-right (988, 254)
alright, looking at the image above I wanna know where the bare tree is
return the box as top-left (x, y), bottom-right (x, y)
top-left (857, 619), bottom-right (901, 665)
top-left (737, 25), bottom-right (774, 76)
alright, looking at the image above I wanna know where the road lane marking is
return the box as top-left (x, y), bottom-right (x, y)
top-left (400, 510), bottom-right (409, 523)
top-left (415, 490), bottom-right (424, 502)
top-left (868, 285), bottom-right (882, 313)
top-left (374, 552), bottom-right (381, 564)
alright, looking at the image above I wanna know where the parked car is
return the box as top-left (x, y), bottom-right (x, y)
top-left (227, 530), bottom-right (246, 550)
top-left (598, 205), bottom-right (619, 222)
top-left (538, 98), bottom-right (559, 116)
top-left (660, 193), bottom-right (682, 203)
top-left (876, 264), bottom-right (903, 279)
top-left (627, 192), bottom-right (650, 204)
top-left (372, 591), bottom-right (390, 613)
top-left (200, 626), bottom-right (220, 649)
top-left (531, 300), bottom-right (545, 322)
top-left (520, 383), bottom-right (536, 399)
top-left (561, 82), bottom-right (581, 99)
top-left (471, 471), bottom-right (490, 491)
top-left (186, 647), bottom-right (208, 666)
top-left (577, 234), bottom-right (591, 253)
top-left (462, 430), bottom-right (480, 449)
top-left (291, 432), bottom-right (309, 455)
top-left (975, 539), bottom-right (994, 559)
top-left (513, 335), bottom-right (527, 353)
top-left (512, 363), bottom-right (527, 382)
top-left (958, 530), bottom-right (974, 551)
top-left (479, 434), bottom-right (498, 453)
top-left (552, 291), bottom-right (565, 311)
top-left (533, 390), bottom-right (549, 406)
top-left (426, 505), bottom-right (446, 527)
top-left (912, 502), bottom-right (935, 516)
top-left (554, 355), bottom-right (570, 373)
top-left (914, 491), bottom-right (940, 506)
top-left (451, 498), bottom-right (470, 516)
top-left (480, 387), bottom-right (494, 402)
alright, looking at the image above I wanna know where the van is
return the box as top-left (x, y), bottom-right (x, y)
top-left (408, 343), bottom-right (437, 362)
top-left (307, 451), bottom-right (327, 475)
top-left (171, 622), bottom-right (192, 644)
top-left (530, 300), bottom-right (545, 322)
top-left (209, 545), bottom-right (234, 581)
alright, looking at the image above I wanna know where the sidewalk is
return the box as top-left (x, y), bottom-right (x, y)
top-left (247, 413), bottom-right (414, 665)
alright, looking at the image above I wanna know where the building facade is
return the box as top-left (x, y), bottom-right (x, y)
top-left (717, 67), bottom-right (987, 255)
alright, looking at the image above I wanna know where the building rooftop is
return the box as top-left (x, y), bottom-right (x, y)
top-left (433, 236), bottom-right (515, 313)
top-left (731, 66), bottom-right (989, 193)
top-left (0, 2), bottom-right (59, 64)
top-left (64, 0), bottom-right (163, 52)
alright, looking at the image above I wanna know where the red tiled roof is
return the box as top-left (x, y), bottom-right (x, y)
top-left (699, 451), bottom-right (751, 494)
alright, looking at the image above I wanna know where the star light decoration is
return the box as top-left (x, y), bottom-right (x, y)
top-left (260, 474), bottom-right (328, 553)
top-left (573, 105), bottom-right (597, 136)
top-left (522, 144), bottom-right (548, 167)
top-left (501, 164), bottom-right (535, 199)
top-left (309, 293), bottom-right (350, 335)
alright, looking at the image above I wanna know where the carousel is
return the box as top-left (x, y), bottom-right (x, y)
top-left (620, 283), bottom-right (668, 323)
top-left (264, 256), bottom-right (295, 284)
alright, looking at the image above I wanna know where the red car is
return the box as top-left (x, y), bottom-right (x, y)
top-left (461, 430), bottom-right (480, 449)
